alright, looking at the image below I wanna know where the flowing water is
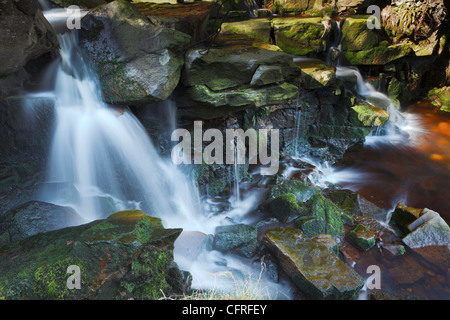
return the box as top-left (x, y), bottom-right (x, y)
top-left (28, 5), bottom-right (288, 298)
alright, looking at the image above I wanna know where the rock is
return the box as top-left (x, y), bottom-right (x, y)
top-left (221, 18), bottom-right (273, 45)
top-left (348, 224), bottom-right (376, 251)
top-left (382, 244), bottom-right (405, 256)
top-left (381, 1), bottom-right (447, 42)
top-left (133, 1), bottom-right (212, 44)
top-left (268, 193), bottom-right (303, 223)
top-left (0, 201), bottom-right (85, 247)
top-left (401, 208), bottom-right (450, 249)
top-left (349, 103), bottom-right (390, 127)
top-left (389, 202), bottom-right (423, 235)
top-left (427, 86), bottom-right (450, 112)
top-left (213, 224), bottom-right (259, 258)
top-left (0, 210), bottom-right (187, 300)
top-left (271, 17), bottom-right (331, 56)
top-left (337, 0), bottom-right (379, 13)
top-left (263, 228), bottom-right (364, 299)
top-left (181, 34), bottom-right (300, 109)
top-left (4, 96), bottom-right (55, 157)
top-left (49, 0), bottom-right (108, 8)
top-left (187, 82), bottom-right (299, 108)
top-left (277, 0), bottom-right (325, 13)
top-left (346, 41), bottom-right (412, 65)
top-left (341, 16), bottom-right (382, 53)
top-left (308, 193), bottom-right (346, 240)
top-left (0, 0), bottom-right (58, 77)
top-left (265, 180), bottom-right (345, 240)
top-left (296, 59), bottom-right (341, 90)
top-left (182, 36), bottom-right (300, 91)
top-left (79, 0), bottom-right (191, 105)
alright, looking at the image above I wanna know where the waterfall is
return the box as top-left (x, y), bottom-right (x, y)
top-left (35, 8), bottom-right (205, 233)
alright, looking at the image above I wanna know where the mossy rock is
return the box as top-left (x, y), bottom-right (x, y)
top-left (221, 19), bottom-right (273, 45)
top-left (263, 228), bottom-right (364, 300)
top-left (269, 193), bottom-right (305, 223)
top-left (0, 210), bottom-right (186, 300)
top-left (348, 224), bottom-right (376, 251)
top-left (341, 16), bottom-right (382, 52)
top-left (350, 104), bottom-right (390, 127)
top-left (271, 17), bottom-right (329, 56)
top-left (343, 41), bottom-right (412, 65)
top-left (427, 86), bottom-right (450, 112)
top-left (213, 224), bottom-right (259, 258)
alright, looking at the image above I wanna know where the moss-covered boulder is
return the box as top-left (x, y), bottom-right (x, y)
top-left (181, 34), bottom-right (300, 109)
top-left (343, 41), bottom-right (412, 66)
top-left (263, 228), bottom-right (364, 299)
top-left (271, 17), bottom-right (331, 56)
top-left (213, 224), bottom-right (259, 258)
top-left (341, 16), bottom-right (382, 52)
top-left (296, 59), bottom-right (341, 90)
top-left (348, 224), bottom-right (376, 251)
top-left (221, 19), bottom-right (273, 45)
top-left (0, 210), bottom-right (188, 300)
top-left (182, 37), bottom-right (300, 91)
top-left (265, 180), bottom-right (345, 240)
top-left (79, 0), bottom-right (191, 105)
top-left (427, 86), bottom-right (450, 112)
top-left (349, 103), bottom-right (390, 127)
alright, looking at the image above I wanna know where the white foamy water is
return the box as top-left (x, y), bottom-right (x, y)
top-left (31, 5), bottom-right (287, 297)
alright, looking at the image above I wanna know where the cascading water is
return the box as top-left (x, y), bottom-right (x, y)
top-left (290, 18), bottom-right (426, 194)
top-left (30, 4), bottom-right (288, 298)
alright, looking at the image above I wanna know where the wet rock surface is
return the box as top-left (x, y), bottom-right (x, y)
top-left (0, 210), bottom-right (188, 300)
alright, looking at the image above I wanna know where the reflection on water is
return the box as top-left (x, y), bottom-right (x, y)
top-left (335, 101), bottom-right (450, 223)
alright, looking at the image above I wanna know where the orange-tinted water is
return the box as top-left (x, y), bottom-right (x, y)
top-left (337, 101), bottom-right (450, 222)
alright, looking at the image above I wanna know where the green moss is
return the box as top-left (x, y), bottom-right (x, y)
top-left (122, 247), bottom-right (172, 300)
top-left (348, 224), bottom-right (376, 251)
top-left (269, 193), bottom-right (301, 222)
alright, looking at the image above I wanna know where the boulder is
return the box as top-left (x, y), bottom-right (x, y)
top-left (348, 224), bottom-right (376, 251)
top-left (276, 0), bottom-right (325, 13)
top-left (0, 210), bottom-right (188, 300)
top-left (265, 180), bottom-right (345, 240)
top-left (343, 41), bottom-right (412, 65)
top-left (263, 228), bottom-right (364, 299)
top-left (349, 103), bottom-right (390, 127)
top-left (341, 16), bottom-right (383, 52)
top-left (271, 17), bottom-right (331, 56)
top-left (181, 34), bottom-right (300, 109)
top-left (213, 224), bottom-right (259, 258)
top-left (427, 86), bottom-right (450, 112)
top-left (0, 201), bottom-right (85, 247)
top-left (79, 0), bottom-right (191, 105)
top-left (381, 1), bottom-right (447, 41)
top-left (182, 37), bottom-right (300, 91)
top-left (296, 59), bottom-right (341, 89)
top-left (401, 208), bottom-right (450, 249)
top-left (133, 1), bottom-right (212, 44)
top-left (221, 18), bottom-right (273, 45)
top-left (0, 0), bottom-right (58, 77)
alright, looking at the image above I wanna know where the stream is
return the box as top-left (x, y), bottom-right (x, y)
top-left (14, 2), bottom-right (449, 300)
